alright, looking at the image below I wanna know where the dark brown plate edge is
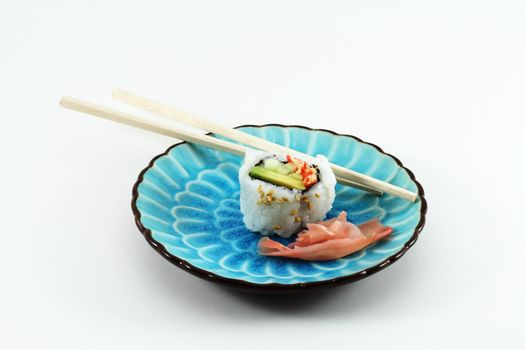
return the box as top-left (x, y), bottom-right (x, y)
top-left (131, 124), bottom-right (428, 294)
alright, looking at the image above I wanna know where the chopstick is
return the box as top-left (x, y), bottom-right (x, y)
top-left (112, 89), bottom-right (418, 202)
top-left (60, 96), bottom-right (245, 155)
top-left (59, 96), bottom-right (383, 195)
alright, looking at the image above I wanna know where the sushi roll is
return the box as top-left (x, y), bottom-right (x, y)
top-left (239, 150), bottom-right (336, 238)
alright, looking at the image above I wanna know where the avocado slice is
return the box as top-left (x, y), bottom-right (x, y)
top-left (249, 166), bottom-right (306, 190)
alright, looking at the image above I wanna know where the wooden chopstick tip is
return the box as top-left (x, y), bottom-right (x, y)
top-left (59, 95), bottom-right (80, 110)
top-left (59, 95), bottom-right (69, 108)
top-left (112, 88), bottom-right (124, 100)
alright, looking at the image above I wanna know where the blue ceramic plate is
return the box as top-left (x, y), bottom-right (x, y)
top-left (132, 125), bottom-right (427, 293)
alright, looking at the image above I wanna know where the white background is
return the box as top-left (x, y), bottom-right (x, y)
top-left (1, 1), bottom-right (524, 349)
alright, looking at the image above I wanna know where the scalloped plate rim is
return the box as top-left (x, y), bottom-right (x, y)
top-left (131, 124), bottom-right (428, 293)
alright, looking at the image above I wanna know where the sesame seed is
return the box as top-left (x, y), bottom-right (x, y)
top-left (314, 193), bottom-right (320, 198)
top-left (273, 224), bottom-right (282, 230)
top-left (290, 209), bottom-right (298, 215)
top-left (294, 216), bottom-right (302, 222)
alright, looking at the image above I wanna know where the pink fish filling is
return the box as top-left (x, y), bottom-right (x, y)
top-left (258, 211), bottom-right (392, 261)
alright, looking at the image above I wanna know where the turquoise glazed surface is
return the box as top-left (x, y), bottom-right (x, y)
top-left (132, 125), bottom-right (426, 292)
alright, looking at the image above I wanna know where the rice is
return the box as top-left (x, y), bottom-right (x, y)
top-left (239, 150), bottom-right (336, 238)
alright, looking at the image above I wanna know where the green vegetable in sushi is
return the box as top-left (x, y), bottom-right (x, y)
top-left (249, 166), bottom-right (306, 190)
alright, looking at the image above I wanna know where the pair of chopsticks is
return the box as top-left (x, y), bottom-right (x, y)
top-left (59, 89), bottom-right (418, 202)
